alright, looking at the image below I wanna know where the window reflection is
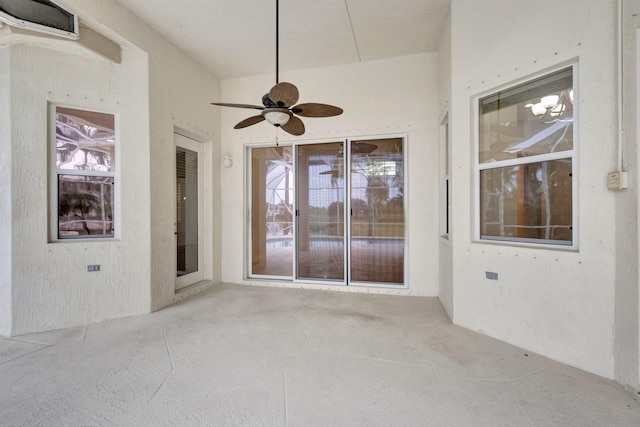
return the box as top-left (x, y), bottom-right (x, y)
top-left (297, 142), bottom-right (345, 281)
top-left (55, 107), bottom-right (116, 240)
top-left (251, 146), bottom-right (294, 277)
top-left (478, 67), bottom-right (574, 245)
top-left (249, 138), bottom-right (406, 285)
top-left (58, 175), bottom-right (114, 238)
top-left (480, 159), bottom-right (572, 243)
top-left (56, 107), bottom-right (115, 172)
top-left (350, 138), bottom-right (404, 284)
top-left (479, 68), bottom-right (573, 163)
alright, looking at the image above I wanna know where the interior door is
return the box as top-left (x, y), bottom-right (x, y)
top-left (175, 132), bottom-right (204, 290)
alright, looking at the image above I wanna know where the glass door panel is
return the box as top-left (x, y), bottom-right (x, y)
top-left (296, 142), bottom-right (345, 281)
top-left (349, 138), bottom-right (404, 284)
top-left (175, 133), bottom-right (204, 289)
top-left (250, 146), bottom-right (294, 277)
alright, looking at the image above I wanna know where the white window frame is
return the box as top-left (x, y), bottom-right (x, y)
top-left (49, 104), bottom-right (119, 242)
top-left (440, 113), bottom-right (451, 239)
top-left (474, 64), bottom-right (579, 249)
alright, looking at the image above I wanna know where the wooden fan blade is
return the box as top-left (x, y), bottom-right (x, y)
top-left (234, 115), bottom-right (265, 129)
top-left (292, 103), bottom-right (343, 118)
top-left (269, 82), bottom-right (299, 107)
top-left (280, 116), bottom-right (305, 136)
top-left (211, 102), bottom-right (265, 110)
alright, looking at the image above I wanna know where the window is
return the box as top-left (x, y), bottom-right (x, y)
top-left (477, 67), bottom-right (575, 246)
top-left (52, 106), bottom-right (116, 240)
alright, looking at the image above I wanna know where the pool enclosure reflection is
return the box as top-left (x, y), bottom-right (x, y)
top-left (55, 107), bottom-right (115, 239)
top-left (249, 138), bottom-right (404, 285)
top-left (251, 146), bottom-right (294, 277)
top-left (349, 138), bottom-right (404, 284)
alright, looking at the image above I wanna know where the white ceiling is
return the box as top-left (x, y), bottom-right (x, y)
top-left (115, 0), bottom-right (450, 79)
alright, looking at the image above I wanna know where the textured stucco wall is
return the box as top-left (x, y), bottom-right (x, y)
top-left (451, 0), bottom-right (618, 378)
top-left (143, 35), bottom-right (221, 312)
top-left (59, 0), bottom-right (222, 315)
top-left (0, 46), bottom-right (11, 336)
top-left (2, 0), bottom-right (221, 334)
top-left (220, 53), bottom-right (440, 296)
top-left (8, 43), bottom-right (150, 334)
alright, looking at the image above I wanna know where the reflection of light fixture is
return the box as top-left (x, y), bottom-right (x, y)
top-left (223, 155), bottom-right (233, 168)
top-left (530, 103), bottom-right (547, 116)
top-left (525, 89), bottom-right (573, 123)
top-left (541, 95), bottom-right (559, 109)
top-left (262, 109), bottom-right (291, 127)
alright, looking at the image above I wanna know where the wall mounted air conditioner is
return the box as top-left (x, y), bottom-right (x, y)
top-left (0, 0), bottom-right (78, 40)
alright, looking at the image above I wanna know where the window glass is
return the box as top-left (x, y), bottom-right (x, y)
top-left (480, 159), bottom-right (572, 243)
top-left (56, 107), bottom-right (115, 171)
top-left (296, 142), bottom-right (345, 281)
top-left (250, 146), bottom-right (294, 277)
top-left (350, 138), bottom-right (404, 284)
top-left (479, 68), bottom-right (573, 163)
top-left (478, 67), bottom-right (574, 246)
top-left (54, 107), bottom-right (116, 239)
top-left (58, 175), bottom-right (114, 238)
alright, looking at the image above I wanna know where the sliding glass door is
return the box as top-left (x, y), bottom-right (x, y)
top-left (296, 142), bottom-right (346, 281)
top-left (248, 137), bottom-right (405, 286)
top-left (349, 138), bottom-right (404, 284)
top-left (249, 146), bottom-right (293, 278)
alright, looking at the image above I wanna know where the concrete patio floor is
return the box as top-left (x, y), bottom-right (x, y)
top-left (1, 283), bottom-right (639, 426)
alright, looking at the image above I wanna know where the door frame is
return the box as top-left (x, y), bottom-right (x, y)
top-left (245, 135), bottom-right (407, 289)
top-left (175, 130), bottom-right (206, 290)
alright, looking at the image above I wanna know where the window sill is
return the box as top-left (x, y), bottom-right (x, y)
top-left (48, 237), bottom-right (121, 245)
top-left (472, 238), bottom-right (578, 252)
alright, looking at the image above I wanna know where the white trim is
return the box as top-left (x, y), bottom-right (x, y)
top-left (173, 126), bottom-right (213, 280)
top-left (477, 150), bottom-right (574, 170)
top-left (174, 132), bottom-right (206, 290)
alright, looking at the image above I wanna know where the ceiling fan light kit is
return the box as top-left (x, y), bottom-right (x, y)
top-left (263, 109), bottom-right (291, 126)
top-left (210, 0), bottom-right (343, 136)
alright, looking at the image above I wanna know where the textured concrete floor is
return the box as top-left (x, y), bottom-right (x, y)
top-left (1, 283), bottom-right (639, 426)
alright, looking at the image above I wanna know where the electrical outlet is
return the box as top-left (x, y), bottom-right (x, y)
top-left (87, 265), bottom-right (100, 272)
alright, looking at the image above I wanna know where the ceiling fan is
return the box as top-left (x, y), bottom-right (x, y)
top-left (210, 0), bottom-right (343, 136)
